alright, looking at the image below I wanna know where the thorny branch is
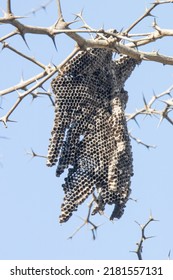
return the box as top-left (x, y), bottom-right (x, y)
top-left (0, 45), bottom-right (80, 126)
top-left (129, 132), bottom-right (156, 149)
top-left (126, 85), bottom-right (173, 126)
top-left (124, 0), bottom-right (173, 34)
top-left (67, 192), bottom-right (113, 240)
top-left (68, 198), bottom-right (100, 240)
top-left (1, 0), bottom-right (173, 125)
top-left (132, 214), bottom-right (158, 260)
top-left (0, 0), bottom-right (173, 125)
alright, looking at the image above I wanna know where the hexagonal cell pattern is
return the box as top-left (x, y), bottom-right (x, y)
top-left (47, 48), bottom-right (139, 223)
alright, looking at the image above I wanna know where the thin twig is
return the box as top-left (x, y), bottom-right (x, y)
top-left (1, 41), bottom-right (46, 69)
top-left (0, 46), bottom-right (80, 126)
top-left (127, 86), bottom-right (173, 126)
top-left (129, 132), bottom-right (156, 149)
top-left (125, 0), bottom-right (173, 34)
top-left (68, 198), bottom-right (99, 240)
top-left (26, 148), bottom-right (47, 159)
top-left (125, 1), bottom-right (159, 34)
top-left (131, 214), bottom-right (158, 260)
top-left (0, 30), bottom-right (18, 42)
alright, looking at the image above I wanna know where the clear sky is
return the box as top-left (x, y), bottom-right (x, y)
top-left (0, 0), bottom-right (173, 260)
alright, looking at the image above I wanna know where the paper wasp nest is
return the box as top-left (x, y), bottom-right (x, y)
top-left (47, 47), bottom-right (138, 223)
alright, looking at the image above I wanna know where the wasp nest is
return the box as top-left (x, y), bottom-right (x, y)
top-left (47, 47), bottom-right (139, 223)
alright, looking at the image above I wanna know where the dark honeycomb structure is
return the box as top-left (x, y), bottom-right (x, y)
top-left (47, 47), bottom-right (139, 223)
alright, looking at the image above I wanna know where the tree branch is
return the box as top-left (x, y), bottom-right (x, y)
top-left (125, 2), bottom-right (158, 34)
top-left (68, 198), bottom-right (99, 240)
top-left (127, 85), bottom-right (173, 125)
top-left (125, 0), bottom-right (173, 34)
top-left (0, 46), bottom-right (80, 126)
top-left (132, 214), bottom-right (157, 260)
top-left (129, 132), bottom-right (156, 149)
top-left (0, 30), bottom-right (18, 42)
top-left (1, 41), bottom-right (46, 69)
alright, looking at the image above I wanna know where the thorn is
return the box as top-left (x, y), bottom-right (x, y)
top-left (30, 148), bottom-right (37, 158)
top-left (26, 148), bottom-right (47, 159)
top-left (40, 84), bottom-right (47, 91)
top-left (129, 197), bottom-right (138, 203)
top-left (142, 94), bottom-right (148, 107)
top-left (57, 0), bottom-right (63, 20)
top-left (168, 250), bottom-right (171, 260)
top-left (31, 9), bottom-right (36, 16)
top-left (157, 116), bottom-right (164, 127)
top-left (132, 40), bottom-right (139, 49)
top-left (0, 8), bottom-right (6, 16)
top-left (0, 117), bottom-right (8, 128)
top-left (73, 9), bottom-right (84, 21)
top-left (7, 0), bottom-right (12, 14)
top-left (1, 42), bottom-right (7, 51)
top-left (0, 136), bottom-right (9, 140)
top-left (135, 220), bottom-right (141, 227)
top-left (147, 12), bottom-right (155, 17)
top-left (16, 90), bottom-right (23, 98)
top-left (153, 49), bottom-right (160, 55)
top-left (152, 89), bottom-right (156, 97)
top-left (7, 119), bottom-right (17, 124)
top-left (0, 117), bottom-right (17, 127)
top-left (66, 20), bottom-right (79, 27)
top-left (41, 5), bottom-right (47, 12)
top-left (133, 116), bottom-right (140, 128)
top-left (161, 99), bottom-right (173, 107)
top-left (31, 91), bottom-right (39, 100)
top-left (50, 36), bottom-right (58, 51)
top-left (20, 72), bottom-right (25, 83)
top-left (13, 15), bottom-right (29, 19)
top-left (149, 210), bottom-right (154, 220)
top-left (80, 25), bottom-right (87, 30)
top-left (152, 18), bottom-right (157, 28)
top-left (145, 235), bottom-right (156, 240)
top-left (20, 33), bottom-right (30, 49)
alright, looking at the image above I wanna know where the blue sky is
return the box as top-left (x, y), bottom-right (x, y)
top-left (0, 0), bottom-right (173, 260)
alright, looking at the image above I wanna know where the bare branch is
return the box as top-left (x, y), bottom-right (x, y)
top-left (125, 0), bottom-right (173, 34)
top-left (26, 148), bottom-right (47, 159)
top-left (125, 3), bottom-right (158, 34)
top-left (0, 46), bottom-right (80, 125)
top-left (1, 0), bottom-right (173, 66)
top-left (0, 30), bottom-right (18, 42)
top-left (68, 198), bottom-right (100, 240)
top-left (129, 132), bottom-right (156, 149)
top-left (1, 41), bottom-right (46, 69)
top-left (127, 26), bottom-right (173, 49)
top-left (0, 71), bottom-right (47, 96)
top-left (127, 86), bottom-right (173, 125)
top-left (0, 71), bottom-right (55, 127)
top-left (132, 214), bottom-right (158, 260)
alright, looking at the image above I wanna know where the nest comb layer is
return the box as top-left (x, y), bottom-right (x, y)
top-left (47, 48), bottom-right (138, 223)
